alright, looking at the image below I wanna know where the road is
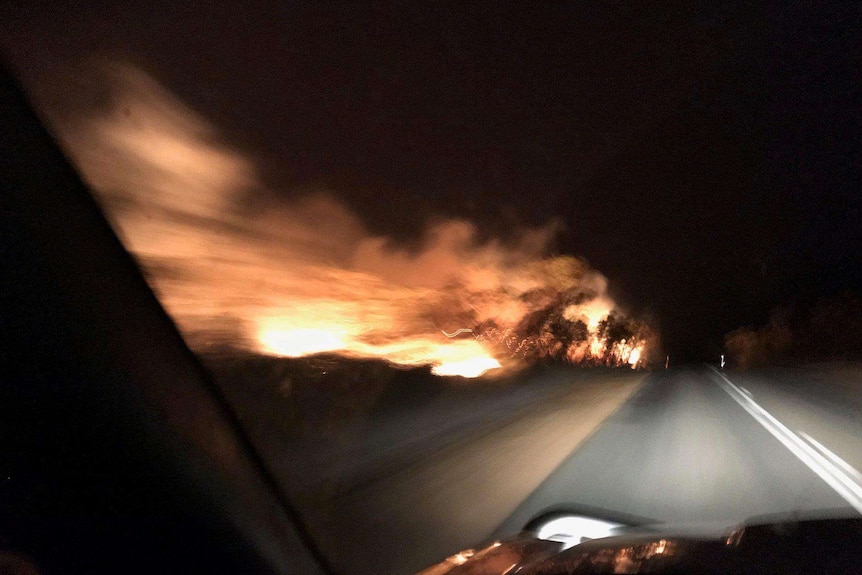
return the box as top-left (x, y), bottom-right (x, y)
top-left (288, 365), bottom-right (862, 575)
top-left (496, 366), bottom-right (861, 539)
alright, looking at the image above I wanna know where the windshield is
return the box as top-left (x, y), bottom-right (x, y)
top-left (2, 4), bottom-right (860, 574)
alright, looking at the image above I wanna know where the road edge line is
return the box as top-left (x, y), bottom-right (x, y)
top-left (799, 431), bottom-right (862, 484)
top-left (707, 366), bottom-right (862, 515)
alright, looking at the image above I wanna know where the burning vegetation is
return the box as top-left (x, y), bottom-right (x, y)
top-left (45, 61), bottom-right (656, 377)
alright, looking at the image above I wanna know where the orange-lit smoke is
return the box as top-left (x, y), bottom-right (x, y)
top-left (44, 62), bottom-right (652, 376)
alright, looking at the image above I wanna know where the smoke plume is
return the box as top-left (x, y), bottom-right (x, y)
top-left (39, 61), bottom-right (653, 376)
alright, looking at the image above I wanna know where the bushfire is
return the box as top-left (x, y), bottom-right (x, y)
top-left (46, 62), bottom-right (655, 377)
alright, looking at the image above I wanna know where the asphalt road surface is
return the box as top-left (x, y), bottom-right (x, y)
top-left (295, 365), bottom-right (862, 575)
top-left (496, 366), bottom-right (861, 539)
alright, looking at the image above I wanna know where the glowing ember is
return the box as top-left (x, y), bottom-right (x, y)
top-left (432, 357), bottom-right (502, 378)
top-left (259, 326), bottom-right (348, 357)
top-left (51, 62), bottom-right (656, 377)
top-left (259, 317), bottom-right (501, 377)
top-left (628, 346), bottom-right (642, 367)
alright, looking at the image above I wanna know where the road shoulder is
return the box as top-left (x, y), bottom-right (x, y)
top-left (315, 371), bottom-right (648, 575)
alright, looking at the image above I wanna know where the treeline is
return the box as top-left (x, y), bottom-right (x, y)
top-left (725, 291), bottom-right (862, 368)
top-left (476, 288), bottom-right (656, 367)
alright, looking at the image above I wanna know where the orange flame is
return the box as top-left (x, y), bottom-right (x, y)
top-left (46, 62), bottom-right (652, 377)
top-left (628, 345), bottom-right (643, 367)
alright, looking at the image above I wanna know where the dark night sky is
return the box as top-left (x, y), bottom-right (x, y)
top-left (2, 2), bottom-right (860, 359)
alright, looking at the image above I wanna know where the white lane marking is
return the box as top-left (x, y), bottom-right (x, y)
top-left (739, 386), bottom-right (752, 398)
top-left (800, 432), bottom-right (862, 484)
top-left (708, 366), bottom-right (862, 514)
